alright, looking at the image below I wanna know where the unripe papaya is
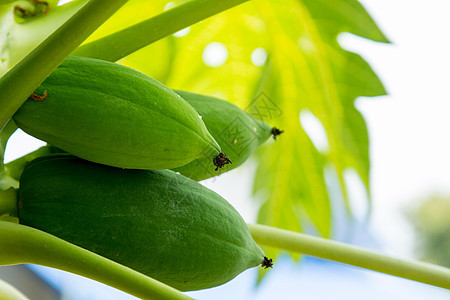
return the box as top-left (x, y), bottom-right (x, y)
top-left (172, 91), bottom-right (276, 181)
top-left (17, 155), bottom-right (270, 291)
top-left (13, 56), bottom-right (222, 170)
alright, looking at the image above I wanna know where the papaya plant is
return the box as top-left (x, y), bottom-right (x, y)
top-left (0, 0), bottom-right (449, 299)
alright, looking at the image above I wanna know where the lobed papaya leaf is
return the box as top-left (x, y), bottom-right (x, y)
top-left (247, 2), bottom-right (388, 277)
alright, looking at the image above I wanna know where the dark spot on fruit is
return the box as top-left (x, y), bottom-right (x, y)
top-left (261, 256), bottom-right (273, 269)
top-left (184, 281), bottom-right (188, 284)
top-left (213, 153), bottom-right (232, 171)
top-left (271, 127), bottom-right (284, 140)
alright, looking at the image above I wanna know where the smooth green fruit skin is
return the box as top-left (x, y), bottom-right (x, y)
top-left (172, 90), bottom-right (272, 181)
top-left (18, 155), bottom-right (264, 291)
top-left (13, 56), bottom-right (220, 170)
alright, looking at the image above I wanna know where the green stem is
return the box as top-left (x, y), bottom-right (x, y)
top-left (248, 224), bottom-right (450, 289)
top-left (72, 0), bottom-right (250, 62)
top-left (0, 119), bottom-right (17, 168)
top-left (0, 0), bottom-right (129, 129)
top-left (0, 188), bottom-right (17, 217)
top-left (0, 221), bottom-right (191, 300)
top-left (5, 145), bottom-right (60, 181)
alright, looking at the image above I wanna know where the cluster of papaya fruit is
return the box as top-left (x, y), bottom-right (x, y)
top-left (9, 56), bottom-right (279, 291)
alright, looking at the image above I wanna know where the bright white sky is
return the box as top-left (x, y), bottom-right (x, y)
top-left (4, 0), bottom-right (450, 299)
top-left (346, 0), bottom-right (450, 257)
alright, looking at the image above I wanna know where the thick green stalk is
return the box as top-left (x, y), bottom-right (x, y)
top-left (0, 221), bottom-right (192, 300)
top-left (249, 224), bottom-right (450, 289)
top-left (72, 0), bottom-right (250, 62)
top-left (0, 188), bottom-right (17, 217)
top-left (0, 119), bottom-right (17, 168)
top-left (0, 0), bottom-right (129, 129)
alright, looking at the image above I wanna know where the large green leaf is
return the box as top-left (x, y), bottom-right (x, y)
top-left (86, 0), bottom-right (388, 269)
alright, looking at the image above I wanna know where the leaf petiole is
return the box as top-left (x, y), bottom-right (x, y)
top-left (249, 224), bottom-right (450, 289)
top-left (73, 0), bottom-right (250, 62)
top-left (0, 188), bottom-right (17, 217)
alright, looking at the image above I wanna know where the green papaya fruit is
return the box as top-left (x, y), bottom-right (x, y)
top-left (13, 56), bottom-right (224, 170)
top-left (172, 90), bottom-right (278, 181)
top-left (17, 155), bottom-right (271, 291)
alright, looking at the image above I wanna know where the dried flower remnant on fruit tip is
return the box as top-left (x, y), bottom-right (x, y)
top-left (271, 127), bottom-right (284, 140)
top-left (213, 153), bottom-right (232, 171)
top-left (29, 90), bottom-right (48, 101)
top-left (261, 256), bottom-right (273, 269)
top-left (14, 0), bottom-right (50, 18)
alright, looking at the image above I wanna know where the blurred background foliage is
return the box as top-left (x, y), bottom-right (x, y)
top-left (408, 196), bottom-right (450, 268)
top-left (1, 0), bottom-right (390, 279)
